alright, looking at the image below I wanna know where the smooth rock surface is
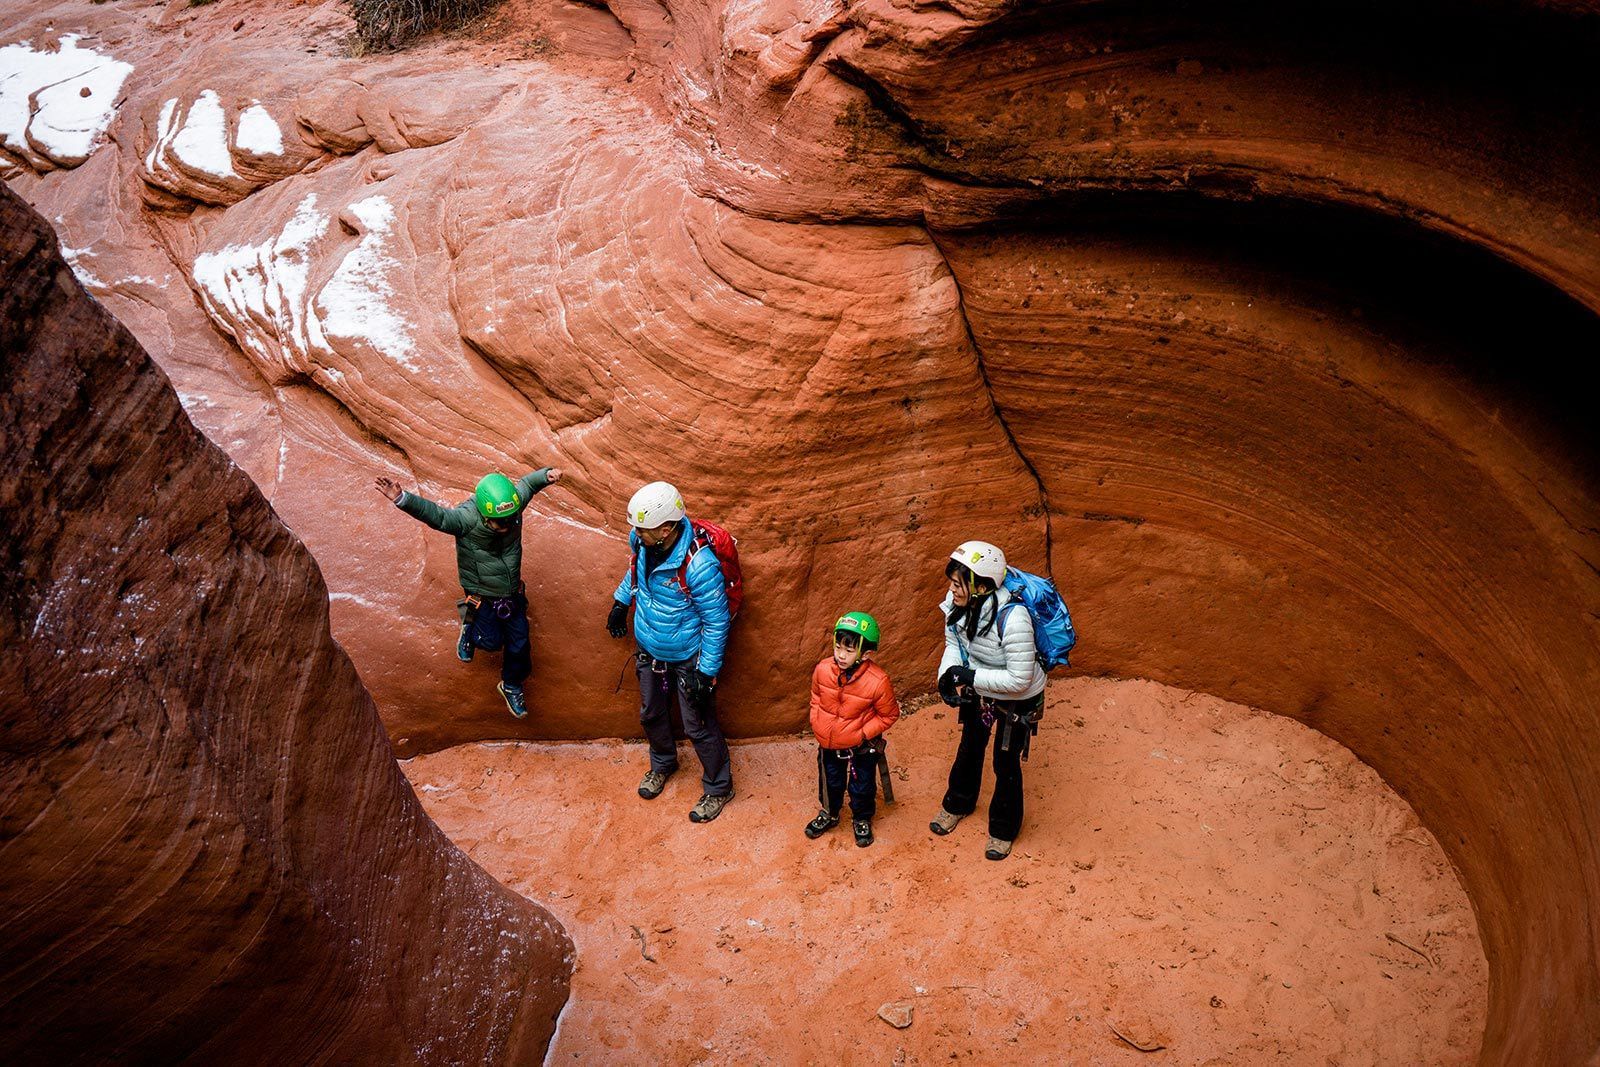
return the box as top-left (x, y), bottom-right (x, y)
top-left (3, 0), bottom-right (1598, 1061)
top-left (0, 186), bottom-right (573, 1064)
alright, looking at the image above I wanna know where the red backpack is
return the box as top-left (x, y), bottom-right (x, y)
top-left (632, 518), bottom-right (744, 619)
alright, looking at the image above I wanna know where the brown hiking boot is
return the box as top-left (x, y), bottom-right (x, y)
top-left (984, 837), bottom-right (1014, 860)
top-left (929, 808), bottom-right (963, 836)
top-left (638, 768), bottom-right (674, 800)
top-left (689, 792), bottom-right (732, 823)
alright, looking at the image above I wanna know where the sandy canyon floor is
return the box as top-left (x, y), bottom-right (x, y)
top-left (404, 676), bottom-right (1486, 1064)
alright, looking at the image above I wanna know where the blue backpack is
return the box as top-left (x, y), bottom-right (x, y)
top-left (997, 567), bottom-right (1077, 671)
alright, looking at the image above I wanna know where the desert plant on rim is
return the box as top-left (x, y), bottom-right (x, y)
top-left (348, 0), bottom-right (500, 50)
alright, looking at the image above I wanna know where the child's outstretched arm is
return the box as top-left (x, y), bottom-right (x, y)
top-left (375, 475), bottom-right (474, 535)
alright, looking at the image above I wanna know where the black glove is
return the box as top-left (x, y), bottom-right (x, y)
top-left (606, 601), bottom-right (628, 638)
top-left (938, 665), bottom-right (975, 707)
top-left (685, 670), bottom-right (716, 702)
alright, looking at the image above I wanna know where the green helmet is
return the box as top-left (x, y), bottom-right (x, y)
top-left (833, 611), bottom-right (881, 648)
top-left (474, 472), bottom-right (523, 519)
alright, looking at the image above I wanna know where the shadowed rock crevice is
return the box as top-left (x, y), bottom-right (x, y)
top-left (927, 229), bottom-right (1056, 565)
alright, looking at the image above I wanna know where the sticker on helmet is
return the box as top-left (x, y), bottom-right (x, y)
top-left (971, 550), bottom-right (984, 562)
top-left (636, 509), bottom-right (648, 523)
top-left (495, 500), bottom-right (517, 514)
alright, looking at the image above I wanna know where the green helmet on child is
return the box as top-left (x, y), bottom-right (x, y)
top-left (833, 611), bottom-right (881, 651)
top-left (475, 472), bottom-right (523, 519)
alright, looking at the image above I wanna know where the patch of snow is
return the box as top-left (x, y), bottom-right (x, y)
top-left (169, 89), bottom-right (236, 178)
top-left (318, 195), bottom-right (420, 370)
top-left (235, 101), bottom-right (283, 156)
top-left (0, 35), bottom-right (132, 167)
top-left (193, 193), bottom-right (330, 369)
top-left (144, 97), bottom-right (179, 171)
top-left (58, 240), bottom-right (105, 290)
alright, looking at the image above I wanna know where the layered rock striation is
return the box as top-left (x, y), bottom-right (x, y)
top-left (0, 186), bottom-right (571, 1064)
top-left (3, 0), bottom-right (1599, 1061)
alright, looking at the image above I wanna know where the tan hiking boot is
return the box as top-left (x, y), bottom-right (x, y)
top-left (689, 792), bottom-right (732, 823)
top-left (638, 768), bottom-right (674, 800)
top-left (929, 808), bottom-right (963, 836)
top-left (985, 837), bottom-right (1014, 860)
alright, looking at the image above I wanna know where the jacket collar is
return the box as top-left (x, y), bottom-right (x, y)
top-left (629, 517), bottom-right (693, 574)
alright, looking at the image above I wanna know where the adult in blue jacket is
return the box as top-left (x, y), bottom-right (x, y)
top-left (607, 481), bottom-right (734, 823)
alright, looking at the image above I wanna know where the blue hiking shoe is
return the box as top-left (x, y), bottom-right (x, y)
top-left (498, 682), bottom-right (527, 719)
top-left (457, 625), bottom-right (475, 662)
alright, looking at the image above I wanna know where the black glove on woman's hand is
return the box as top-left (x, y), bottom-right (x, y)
top-left (685, 670), bottom-right (717, 703)
top-left (938, 665), bottom-right (975, 707)
top-left (606, 600), bottom-right (628, 638)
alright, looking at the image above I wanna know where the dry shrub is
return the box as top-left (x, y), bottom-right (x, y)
top-left (348, 0), bottom-right (502, 51)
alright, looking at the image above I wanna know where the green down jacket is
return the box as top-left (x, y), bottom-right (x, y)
top-left (396, 469), bottom-right (552, 597)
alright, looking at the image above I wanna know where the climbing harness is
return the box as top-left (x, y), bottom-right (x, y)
top-left (815, 738), bottom-right (896, 810)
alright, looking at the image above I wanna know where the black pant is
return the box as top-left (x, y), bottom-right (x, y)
top-left (940, 695), bottom-right (1041, 841)
top-left (820, 744), bottom-right (879, 820)
top-left (637, 655), bottom-right (732, 795)
top-left (464, 593), bottom-right (531, 687)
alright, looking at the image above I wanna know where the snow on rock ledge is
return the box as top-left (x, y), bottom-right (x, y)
top-left (0, 34), bottom-right (130, 172)
top-left (141, 86), bottom-right (318, 205)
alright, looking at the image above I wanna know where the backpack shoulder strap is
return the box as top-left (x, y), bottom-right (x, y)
top-left (675, 530), bottom-right (711, 597)
top-left (996, 599), bottom-right (1025, 640)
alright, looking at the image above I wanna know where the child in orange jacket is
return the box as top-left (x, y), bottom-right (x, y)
top-left (806, 611), bottom-right (901, 847)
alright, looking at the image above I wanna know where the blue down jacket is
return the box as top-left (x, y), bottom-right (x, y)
top-left (613, 518), bottom-right (731, 676)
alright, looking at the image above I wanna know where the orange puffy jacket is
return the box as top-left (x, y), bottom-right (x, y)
top-left (810, 658), bottom-right (901, 750)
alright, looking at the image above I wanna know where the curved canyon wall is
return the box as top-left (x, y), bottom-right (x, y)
top-left (0, 186), bottom-right (571, 1063)
top-left (3, 0), bottom-right (1598, 1061)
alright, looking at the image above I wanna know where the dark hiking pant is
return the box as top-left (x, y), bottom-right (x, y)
top-left (820, 744), bottom-right (880, 821)
top-left (940, 694), bottom-right (1043, 842)
top-left (638, 654), bottom-right (732, 796)
top-left (463, 593), bottom-right (531, 687)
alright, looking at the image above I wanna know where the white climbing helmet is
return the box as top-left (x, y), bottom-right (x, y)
top-left (949, 540), bottom-right (1007, 585)
top-left (627, 481), bottom-right (686, 528)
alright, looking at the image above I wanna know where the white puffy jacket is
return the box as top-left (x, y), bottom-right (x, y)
top-left (937, 587), bottom-right (1047, 701)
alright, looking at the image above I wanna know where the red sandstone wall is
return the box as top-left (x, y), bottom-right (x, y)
top-left (4, 0), bottom-right (1599, 1061)
top-left (0, 185), bottom-right (571, 1064)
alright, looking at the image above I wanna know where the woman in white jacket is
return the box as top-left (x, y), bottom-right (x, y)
top-left (929, 541), bottom-right (1047, 860)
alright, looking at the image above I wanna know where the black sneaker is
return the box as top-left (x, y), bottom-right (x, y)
top-left (853, 819), bottom-right (874, 848)
top-left (804, 811), bottom-right (839, 839)
top-left (497, 681), bottom-right (527, 719)
top-left (457, 625), bottom-right (475, 662)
